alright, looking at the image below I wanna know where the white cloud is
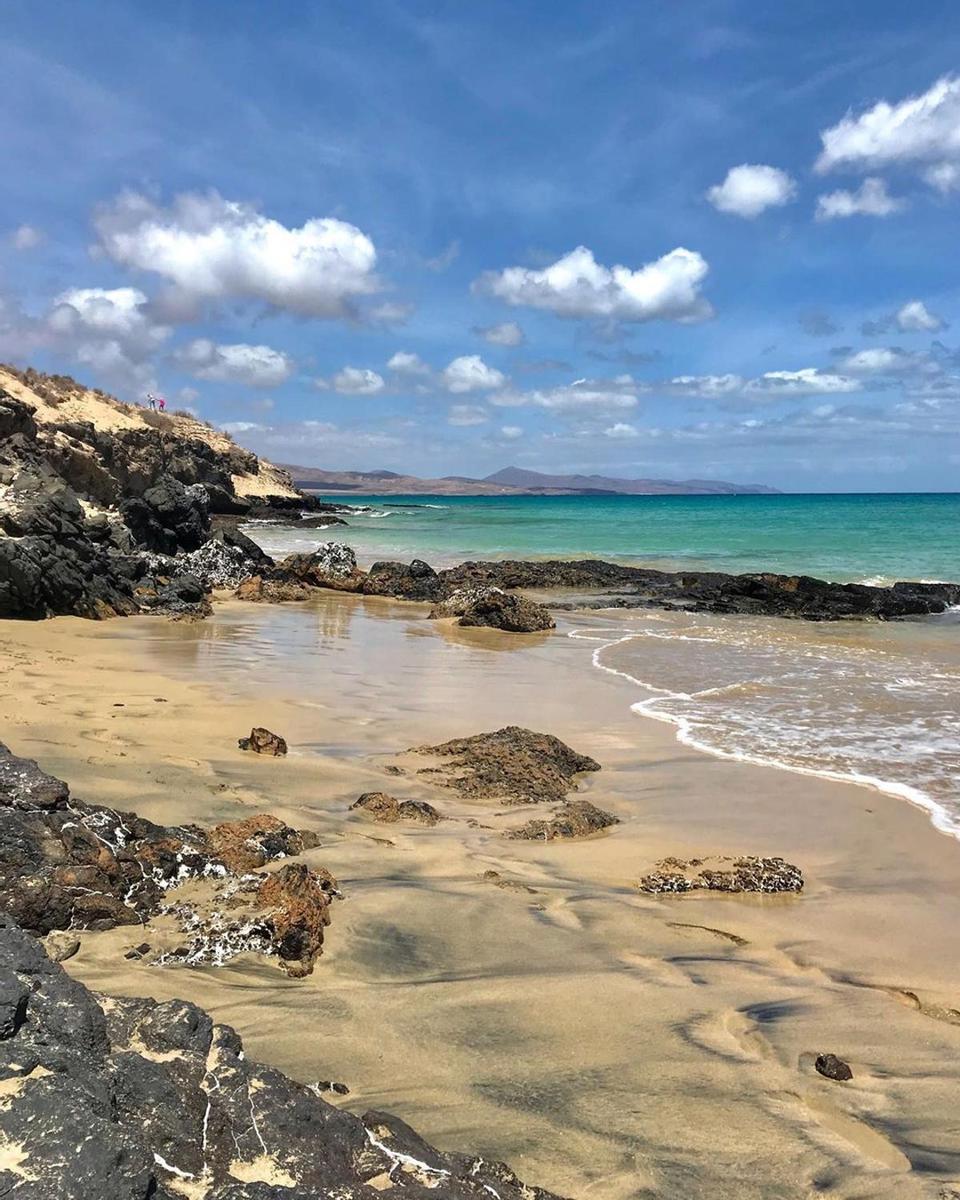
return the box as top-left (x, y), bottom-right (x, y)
top-left (923, 162), bottom-right (960, 194)
top-left (11, 224), bottom-right (43, 250)
top-left (475, 320), bottom-right (525, 346)
top-left (475, 244), bottom-right (711, 323)
top-left (491, 378), bottom-right (640, 411)
top-left (94, 190), bottom-right (380, 318)
top-left (706, 164), bottom-right (796, 218)
top-left (499, 425), bottom-right (523, 440)
top-left (387, 350), bottom-right (431, 375)
top-left (45, 286), bottom-right (170, 392)
top-left (448, 404), bottom-right (488, 427)
top-left (604, 422), bottom-right (640, 438)
top-left (837, 347), bottom-right (914, 373)
top-left (816, 75), bottom-right (960, 180)
top-left (815, 178), bottom-right (904, 220)
top-left (442, 354), bottom-right (506, 394)
top-left (670, 368), bottom-right (861, 398)
top-left (221, 421), bottom-right (266, 434)
top-left (331, 366), bottom-right (386, 395)
top-left (368, 301), bottom-right (414, 325)
top-left (896, 299), bottom-right (945, 332)
top-left (174, 338), bottom-right (293, 387)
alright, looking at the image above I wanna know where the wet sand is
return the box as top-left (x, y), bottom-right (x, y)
top-left (3, 594), bottom-right (960, 1198)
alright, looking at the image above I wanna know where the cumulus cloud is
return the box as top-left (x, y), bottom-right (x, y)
top-left (816, 75), bottom-right (960, 182)
top-left (474, 244), bottom-right (711, 323)
top-left (499, 425), bottom-right (523, 440)
top-left (367, 301), bottom-right (414, 325)
top-left (46, 286), bottom-right (171, 392)
top-left (474, 320), bottom-right (525, 347)
top-left (448, 404), bottom-right (488, 427)
top-left (173, 338), bottom-right (293, 387)
top-left (11, 224), bottom-right (43, 251)
top-left (331, 366), bottom-right (386, 395)
top-left (604, 422), bottom-right (640, 438)
top-left (815, 178), bottom-right (904, 220)
top-left (706, 164), bottom-right (796, 218)
top-left (836, 347), bottom-right (915, 374)
top-left (387, 350), bottom-right (431, 376)
top-left (491, 377), bottom-right (640, 411)
top-left (896, 299), bottom-right (945, 332)
top-left (442, 355), bottom-right (506, 394)
top-left (93, 190), bottom-right (381, 319)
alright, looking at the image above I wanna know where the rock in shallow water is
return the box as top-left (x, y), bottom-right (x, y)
top-left (430, 586), bottom-right (555, 633)
top-left (410, 725), bottom-right (601, 805)
top-left (0, 915), bottom-right (565, 1199)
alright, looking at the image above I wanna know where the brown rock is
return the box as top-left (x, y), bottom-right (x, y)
top-left (411, 725), bottom-right (601, 805)
top-left (430, 588), bottom-right (555, 633)
top-left (235, 574), bottom-right (312, 602)
top-left (350, 792), bottom-right (442, 826)
top-left (238, 727), bottom-right (288, 755)
top-left (638, 854), bottom-right (803, 895)
top-left (508, 799), bottom-right (619, 841)
top-left (208, 814), bottom-right (307, 872)
top-left (258, 863), bottom-right (338, 976)
top-left (815, 1053), bottom-right (853, 1081)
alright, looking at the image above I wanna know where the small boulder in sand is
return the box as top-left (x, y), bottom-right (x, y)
top-left (411, 725), bottom-right (601, 805)
top-left (43, 931), bottom-right (80, 962)
top-left (815, 1053), bottom-right (853, 1081)
top-left (638, 854), bottom-right (803, 895)
top-left (430, 587), bottom-right (555, 633)
top-left (350, 792), bottom-right (442, 826)
top-left (508, 799), bottom-right (619, 841)
top-left (278, 542), bottom-right (365, 592)
top-left (209, 813), bottom-right (318, 872)
top-left (236, 574), bottom-right (312, 603)
top-left (238, 726), bottom-right (288, 756)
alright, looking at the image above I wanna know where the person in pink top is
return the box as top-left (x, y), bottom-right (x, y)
top-left (157, 396), bottom-right (166, 412)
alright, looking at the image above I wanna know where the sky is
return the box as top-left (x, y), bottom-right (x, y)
top-left (2, 1), bottom-right (960, 491)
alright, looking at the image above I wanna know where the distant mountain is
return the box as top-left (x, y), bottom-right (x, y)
top-left (483, 467), bottom-right (779, 495)
top-left (280, 463), bottom-right (779, 496)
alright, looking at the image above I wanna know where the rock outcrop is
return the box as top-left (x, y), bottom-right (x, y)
top-left (0, 916), bottom-right (563, 1200)
top-left (637, 854), bottom-right (803, 894)
top-left (430, 586), bottom-right (555, 632)
top-left (363, 558), bottom-right (446, 602)
top-left (507, 799), bottom-right (619, 840)
top-left (350, 792), bottom-right (443, 825)
top-left (410, 726), bottom-right (601, 805)
top-left (0, 370), bottom-right (302, 620)
top-left (0, 740), bottom-right (333, 974)
top-left (439, 559), bottom-right (960, 622)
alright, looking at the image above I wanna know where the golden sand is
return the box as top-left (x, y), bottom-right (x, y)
top-left (3, 596), bottom-right (960, 1198)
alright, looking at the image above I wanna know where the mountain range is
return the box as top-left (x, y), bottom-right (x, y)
top-left (280, 463), bottom-right (779, 496)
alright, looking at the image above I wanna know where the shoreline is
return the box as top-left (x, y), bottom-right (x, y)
top-left (4, 595), bottom-right (960, 1196)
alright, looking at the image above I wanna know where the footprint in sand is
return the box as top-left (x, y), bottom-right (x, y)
top-left (616, 949), bottom-right (691, 987)
top-left (680, 1006), bottom-right (780, 1063)
top-left (535, 896), bottom-right (584, 931)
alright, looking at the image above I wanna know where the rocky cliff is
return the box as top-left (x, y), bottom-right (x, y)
top-left (0, 366), bottom-right (304, 619)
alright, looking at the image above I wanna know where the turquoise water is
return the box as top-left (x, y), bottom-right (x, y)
top-left (259, 493), bottom-right (960, 583)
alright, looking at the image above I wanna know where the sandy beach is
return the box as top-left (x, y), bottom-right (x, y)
top-left (4, 594), bottom-right (960, 1199)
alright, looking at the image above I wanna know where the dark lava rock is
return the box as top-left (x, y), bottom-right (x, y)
top-left (508, 799), bottom-right (619, 840)
top-left (276, 542), bottom-right (364, 591)
top-left (411, 726), bottom-right (601, 805)
top-left (0, 740), bottom-right (332, 975)
top-left (438, 559), bottom-right (960, 622)
top-left (350, 792), bottom-right (443, 826)
top-left (815, 1053), bottom-right (853, 1081)
top-left (363, 558), bottom-right (445, 602)
top-left (121, 476), bottom-right (210, 554)
top-left (638, 854), bottom-right (804, 895)
top-left (0, 917), bottom-right (564, 1200)
top-left (235, 574), bottom-right (313, 603)
top-left (431, 586), bottom-right (555, 633)
top-left (238, 727), bottom-right (288, 756)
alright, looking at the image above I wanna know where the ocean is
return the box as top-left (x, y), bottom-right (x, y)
top-left (247, 492), bottom-right (960, 839)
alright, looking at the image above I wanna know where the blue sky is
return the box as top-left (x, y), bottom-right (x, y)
top-left (2, 1), bottom-right (960, 490)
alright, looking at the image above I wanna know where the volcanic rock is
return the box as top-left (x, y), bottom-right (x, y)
top-left (411, 726), bottom-right (601, 805)
top-left (350, 792), bottom-right (443, 825)
top-left (238, 727), bottom-right (288, 756)
top-left (815, 1053), bottom-right (854, 1081)
top-left (0, 916), bottom-right (563, 1199)
top-left (277, 542), bottom-right (364, 591)
top-left (638, 855), bottom-right (803, 894)
top-left (363, 558), bottom-right (445, 602)
top-left (508, 799), bottom-right (619, 840)
top-left (430, 585), bottom-right (556, 632)
top-left (235, 573), bottom-right (313, 603)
